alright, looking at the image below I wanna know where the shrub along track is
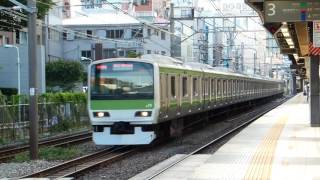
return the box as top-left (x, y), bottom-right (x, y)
top-left (20, 146), bottom-right (137, 179)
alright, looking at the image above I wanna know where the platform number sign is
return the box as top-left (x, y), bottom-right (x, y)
top-left (264, 1), bottom-right (320, 22)
top-left (267, 3), bottom-right (276, 17)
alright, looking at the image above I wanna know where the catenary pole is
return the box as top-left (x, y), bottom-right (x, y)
top-left (170, 3), bottom-right (174, 57)
top-left (28, 0), bottom-right (39, 159)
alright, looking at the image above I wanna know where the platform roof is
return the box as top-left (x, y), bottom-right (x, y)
top-left (245, 0), bottom-right (308, 79)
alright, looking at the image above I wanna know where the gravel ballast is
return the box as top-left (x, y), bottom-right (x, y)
top-left (0, 141), bottom-right (108, 179)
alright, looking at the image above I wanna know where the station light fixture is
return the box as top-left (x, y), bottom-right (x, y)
top-left (286, 38), bottom-right (294, 46)
top-left (289, 45), bottom-right (295, 49)
top-left (293, 54), bottom-right (299, 60)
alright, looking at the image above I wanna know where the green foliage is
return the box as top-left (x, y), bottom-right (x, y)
top-left (13, 147), bottom-right (79, 162)
top-left (127, 51), bottom-right (141, 58)
top-left (49, 119), bottom-right (74, 133)
top-left (0, 0), bottom-right (54, 31)
top-left (39, 93), bottom-right (87, 104)
top-left (46, 60), bottom-right (85, 91)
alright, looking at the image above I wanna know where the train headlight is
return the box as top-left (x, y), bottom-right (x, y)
top-left (97, 112), bottom-right (104, 117)
top-left (135, 111), bottom-right (152, 117)
top-left (93, 112), bottom-right (110, 118)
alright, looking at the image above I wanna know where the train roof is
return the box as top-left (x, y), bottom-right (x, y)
top-left (91, 55), bottom-right (283, 83)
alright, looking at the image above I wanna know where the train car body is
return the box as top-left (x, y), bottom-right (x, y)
top-left (88, 55), bottom-right (284, 145)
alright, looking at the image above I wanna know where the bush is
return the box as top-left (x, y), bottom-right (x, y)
top-left (13, 147), bottom-right (80, 162)
top-left (46, 60), bottom-right (85, 92)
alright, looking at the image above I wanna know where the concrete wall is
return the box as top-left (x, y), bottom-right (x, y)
top-left (0, 45), bottom-right (46, 94)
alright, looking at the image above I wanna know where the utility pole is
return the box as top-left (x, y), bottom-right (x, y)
top-left (28, 0), bottom-right (39, 159)
top-left (170, 3), bottom-right (175, 58)
top-left (240, 43), bottom-right (244, 72)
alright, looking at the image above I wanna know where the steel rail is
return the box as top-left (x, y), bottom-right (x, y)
top-left (21, 146), bottom-right (137, 179)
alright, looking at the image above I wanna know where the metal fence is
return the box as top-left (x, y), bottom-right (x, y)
top-left (0, 100), bottom-right (90, 144)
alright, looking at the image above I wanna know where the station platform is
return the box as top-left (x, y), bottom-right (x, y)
top-left (131, 93), bottom-right (320, 180)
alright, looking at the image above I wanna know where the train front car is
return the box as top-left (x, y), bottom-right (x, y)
top-left (88, 59), bottom-right (158, 145)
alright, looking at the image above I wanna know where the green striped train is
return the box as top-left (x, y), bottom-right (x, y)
top-left (88, 54), bottom-right (284, 145)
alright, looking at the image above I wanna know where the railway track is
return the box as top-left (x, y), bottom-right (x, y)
top-left (0, 131), bottom-right (92, 162)
top-left (145, 97), bottom-right (289, 180)
top-left (21, 146), bottom-right (137, 179)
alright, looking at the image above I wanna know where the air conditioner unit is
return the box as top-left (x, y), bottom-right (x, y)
top-left (66, 32), bottom-right (75, 40)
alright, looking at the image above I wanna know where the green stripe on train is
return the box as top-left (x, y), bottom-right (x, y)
top-left (91, 100), bottom-right (154, 110)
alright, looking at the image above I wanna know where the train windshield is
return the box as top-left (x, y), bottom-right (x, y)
top-left (90, 61), bottom-right (154, 100)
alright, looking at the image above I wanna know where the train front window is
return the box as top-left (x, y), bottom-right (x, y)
top-left (90, 62), bottom-right (154, 100)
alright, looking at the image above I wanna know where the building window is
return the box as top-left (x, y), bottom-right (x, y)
top-left (161, 32), bottom-right (165, 40)
top-left (48, 29), bottom-right (61, 41)
top-left (106, 29), bottom-right (124, 39)
top-left (81, 50), bottom-right (92, 58)
top-left (147, 29), bottom-right (151, 36)
top-left (131, 29), bottom-right (143, 38)
top-left (63, 32), bottom-right (67, 40)
top-left (86, 30), bottom-right (92, 38)
top-left (154, 29), bottom-right (159, 36)
top-left (104, 49), bottom-right (116, 58)
top-left (147, 50), bottom-right (151, 54)
top-left (161, 51), bottom-right (166, 55)
top-left (141, 0), bottom-right (149, 5)
top-left (118, 50), bottom-right (125, 57)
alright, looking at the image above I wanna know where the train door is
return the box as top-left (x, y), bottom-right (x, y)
top-left (202, 77), bottom-right (209, 109)
top-left (180, 75), bottom-right (189, 115)
top-left (210, 78), bottom-right (215, 106)
top-left (160, 73), bottom-right (168, 120)
top-left (191, 76), bottom-right (200, 111)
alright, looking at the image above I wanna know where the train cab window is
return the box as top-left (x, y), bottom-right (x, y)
top-left (182, 77), bottom-right (188, 97)
top-left (171, 76), bottom-right (176, 98)
top-left (193, 77), bottom-right (198, 96)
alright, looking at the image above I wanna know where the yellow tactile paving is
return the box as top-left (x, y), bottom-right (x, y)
top-left (244, 116), bottom-right (288, 180)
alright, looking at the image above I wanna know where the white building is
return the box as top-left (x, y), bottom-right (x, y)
top-left (46, 0), bottom-right (170, 61)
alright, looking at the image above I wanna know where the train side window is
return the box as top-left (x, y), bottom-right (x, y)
top-left (223, 80), bottom-right (227, 95)
top-left (217, 79), bottom-right (220, 95)
top-left (182, 77), bottom-right (188, 97)
top-left (193, 77), bottom-right (198, 96)
top-left (171, 76), bottom-right (176, 98)
top-left (204, 78), bottom-right (209, 96)
top-left (211, 79), bottom-right (215, 96)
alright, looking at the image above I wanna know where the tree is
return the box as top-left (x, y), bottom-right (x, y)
top-left (46, 60), bottom-right (85, 92)
top-left (0, 0), bottom-right (54, 31)
top-left (127, 51), bottom-right (141, 58)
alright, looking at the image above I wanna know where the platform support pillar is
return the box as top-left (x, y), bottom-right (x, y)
top-left (310, 55), bottom-right (320, 127)
top-left (292, 74), bottom-right (297, 95)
